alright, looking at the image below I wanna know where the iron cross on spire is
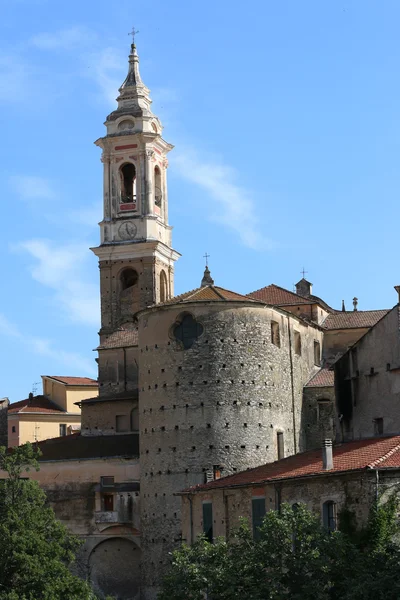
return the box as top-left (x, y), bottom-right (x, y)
top-left (203, 253), bottom-right (210, 267)
top-left (301, 267), bottom-right (308, 278)
top-left (128, 26), bottom-right (139, 45)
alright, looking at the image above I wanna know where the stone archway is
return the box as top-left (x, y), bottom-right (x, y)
top-left (89, 537), bottom-right (141, 599)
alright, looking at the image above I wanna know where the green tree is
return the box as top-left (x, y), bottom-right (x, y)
top-left (159, 500), bottom-right (400, 600)
top-left (0, 443), bottom-right (99, 600)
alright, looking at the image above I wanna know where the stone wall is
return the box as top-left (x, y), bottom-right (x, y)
top-left (301, 385), bottom-right (336, 449)
top-left (27, 457), bottom-right (141, 599)
top-left (181, 470), bottom-right (381, 544)
top-left (81, 398), bottom-right (138, 436)
top-left (335, 306), bottom-right (400, 440)
top-left (98, 346), bottom-right (138, 398)
top-left (137, 301), bottom-right (323, 599)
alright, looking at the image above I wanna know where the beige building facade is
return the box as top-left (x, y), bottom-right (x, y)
top-left (8, 376), bottom-right (97, 447)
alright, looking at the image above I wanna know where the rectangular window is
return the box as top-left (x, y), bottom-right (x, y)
top-left (101, 476), bottom-right (115, 488)
top-left (277, 431), bottom-right (284, 460)
top-left (116, 414), bottom-right (129, 432)
top-left (103, 494), bottom-right (114, 511)
top-left (213, 465), bottom-right (222, 480)
top-left (252, 497), bottom-right (266, 540)
top-left (323, 501), bottom-right (337, 532)
top-left (314, 341), bottom-right (321, 366)
top-left (202, 502), bottom-right (213, 543)
top-left (294, 331), bottom-right (301, 356)
top-left (11, 426), bottom-right (16, 433)
top-left (374, 418), bottom-right (383, 436)
top-left (271, 321), bottom-right (280, 347)
top-left (59, 424), bottom-right (67, 437)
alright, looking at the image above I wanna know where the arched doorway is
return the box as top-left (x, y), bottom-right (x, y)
top-left (89, 537), bottom-right (141, 599)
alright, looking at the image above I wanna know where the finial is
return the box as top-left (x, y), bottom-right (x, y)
top-left (201, 256), bottom-right (214, 287)
top-left (301, 267), bottom-right (308, 279)
top-left (128, 26), bottom-right (139, 48)
top-left (394, 286), bottom-right (400, 303)
top-left (353, 297), bottom-right (358, 312)
top-left (342, 300), bottom-right (346, 312)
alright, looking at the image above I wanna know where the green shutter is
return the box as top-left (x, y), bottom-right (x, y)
top-left (252, 497), bottom-right (266, 540)
top-left (202, 502), bottom-right (213, 543)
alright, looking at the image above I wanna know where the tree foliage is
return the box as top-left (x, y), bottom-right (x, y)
top-left (0, 443), bottom-right (99, 600)
top-left (159, 498), bottom-right (400, 600)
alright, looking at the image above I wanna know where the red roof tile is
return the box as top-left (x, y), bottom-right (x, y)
top-left (159, 285), bottom-right (264, 306)
top-left (44, 376), bottom-right (98, 386)
top-left (97, 324), bottom-right (138, 350)
top-left (8, 395), bottom-right (65, 414)
top-left (323, 310), bottom-right (389, 330)
top-left (183, 436), bottom-right (400, 493)
top-left (248, 284), bottom-right (312, 306)
top-left (305, 369), bottom-right (335, 387)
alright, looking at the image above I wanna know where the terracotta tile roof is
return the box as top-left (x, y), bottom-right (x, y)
top-left (323, 310), bottom-right (389, 330)
top-left (8, 395), bottom-right (65, 414)
top-left (305, 369), bottom-right (335, 387)
top-left (248, 284), bottom-right (312, 306)
top-left (159, 285), bottom-right (264, 306)
top-left (44, 376), bottom-right (98, 386)
top-left (36, 432), bottom-right (139, 461)
top-left (182, 436), bottom-right (400, 493)
top-left (97, 324), bottom-right (138, 350)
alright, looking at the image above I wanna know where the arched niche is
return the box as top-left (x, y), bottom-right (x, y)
top-left (154, 166), bottom-right (162, 210)
top-left (160, 269), bottom-right (168, 303)
top-left (119, 268), bottom-right (139, 319)
top-left (89, 537), bottom-right (141, 599)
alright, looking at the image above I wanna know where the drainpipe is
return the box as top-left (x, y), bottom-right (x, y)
top-left (123, 347), bottom-right (127, 391)
top-left (287, 317), bottom-right (297, 453)
top-left (375, 469), bottom-right (380, 502)
top-left (188, 495), bottom-right (194, 545)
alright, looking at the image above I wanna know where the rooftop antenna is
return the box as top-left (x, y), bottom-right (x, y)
top-left (32, 382), bottom-right (40, 395)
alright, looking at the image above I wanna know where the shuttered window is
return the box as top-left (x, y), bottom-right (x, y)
top-left (252, 497), bottom-right (266, 540)
top-left (202, 502), bottom-right (213, 543)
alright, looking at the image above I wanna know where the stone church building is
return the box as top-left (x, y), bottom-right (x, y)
top-left (24, 41), bottom-right (398, 600)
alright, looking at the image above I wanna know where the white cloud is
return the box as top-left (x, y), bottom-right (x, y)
top-left (31, 26), bottom-right (97, 50)
top-left (70, 202), bottom-right (102, 227)
top-left (86, 46), bottom-right (125, 105)
top-left (18, 239), bottom-right (99, 326)
top-left (173, 150), bottom-right (275, 251)
top-left (0, 313), bottom-right (96, 376)
top-left (10, 175), bottom-right (55, 201)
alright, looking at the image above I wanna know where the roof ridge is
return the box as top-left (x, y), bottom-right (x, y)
top-left (210, 285), bottom-right (226, 300)
top-left (368, 442), bottom-right (400, 468)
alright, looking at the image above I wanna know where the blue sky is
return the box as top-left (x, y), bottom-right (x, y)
top-left (1, 0), bottom-right (400, 402)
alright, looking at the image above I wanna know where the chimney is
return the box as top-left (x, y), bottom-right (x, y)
top-left (322, 439), bottom-right (333, 471)
top-left (28, 392), bottom-right (33, 405)
top-left (295, 278), bottom-right (313, 297)
top-left (341, 300), bottom-right (346, 312)
top-left (353, 297), bottom-right (358, 311)
top-left (394, 286), bottom-right (400, 303)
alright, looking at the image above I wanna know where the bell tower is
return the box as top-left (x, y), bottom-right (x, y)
top-left (91, 41), bottom-right (180, 339)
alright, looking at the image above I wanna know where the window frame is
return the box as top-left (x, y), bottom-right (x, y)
top-left (252, 496), bottom-right (266, 540)
top-left (322, 500), bottom-right (337, 532)
top-left (202, 501), bottom-right (213, 543)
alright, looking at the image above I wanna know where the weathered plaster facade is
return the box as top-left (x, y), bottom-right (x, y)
top-left (335, 304), bottom-right (400, 441)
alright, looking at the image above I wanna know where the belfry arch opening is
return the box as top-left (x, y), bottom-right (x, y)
top-left (120, 268), bottom-right (138, 291)
top-left (120, 163), bottom-right (137, 204)
top-left (154, 166), bottom-right (162, 209)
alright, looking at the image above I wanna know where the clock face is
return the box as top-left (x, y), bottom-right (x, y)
top-left (118, 221), bottom-right (137, 240)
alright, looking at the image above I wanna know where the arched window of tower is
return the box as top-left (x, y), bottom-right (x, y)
top-left (120, 163), bottom-right (137, 204)
top-left (160, 270), bottom-right (168, 302)
top-left (154, 166), bottom-right (162, 210)
top-left (121, 268), bottom-right (138, 290)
